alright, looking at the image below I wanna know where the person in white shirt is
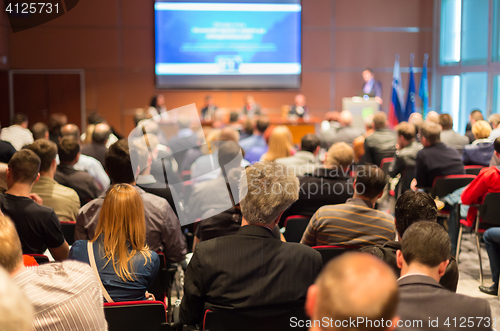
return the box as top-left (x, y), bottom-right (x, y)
top-left (0, 114), bottom-right (34, 151)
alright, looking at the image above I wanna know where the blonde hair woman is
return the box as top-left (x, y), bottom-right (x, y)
top-left (260, 125), bottom-right (295, 161)
top-left (69, 184), bottom-right (159, 302)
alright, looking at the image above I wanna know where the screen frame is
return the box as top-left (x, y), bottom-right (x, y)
top-left (153, 0), bottom-right (303, 90)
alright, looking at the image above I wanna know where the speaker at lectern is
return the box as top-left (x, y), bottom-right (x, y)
top-left (342, 97), bottom-right (379, 131)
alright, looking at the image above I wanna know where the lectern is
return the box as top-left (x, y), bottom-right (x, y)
top-left (342, 97), bottom-right (379, 130)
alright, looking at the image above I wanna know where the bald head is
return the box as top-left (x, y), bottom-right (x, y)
top-left (339, 110), bottom-right (353, 127)
top-left (426, 111), bottom-right (439, 124)
top-left (92, 123), bottom-right (111, 145)
top-left (61, 124), bottom-right (81, 140)
top-left (306, 253), bottom-right (398, 331)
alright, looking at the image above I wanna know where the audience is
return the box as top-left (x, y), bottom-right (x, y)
top-left (465, 109), bottom-right (484, 143)
top-left (276, 133), bottom-right (320, 176)
top-left (280, 142), bottom-right (354, 223)
top-left (0, 113), bottom-right (34, 150)
top-left (301, 165), bottom-right (395, 247)
top-left (425, 110), bottom-right (440, 124)
top-left (414, 122), bottom-right (465, 191)
top-left (481, 227), bottom-right (500, 295)
top-left (0, 135), bottom-right (16, 164)
top-left (239, 116), bottom-right (270, 153)
top-left (54, 136), bottom-right (101, 206)
top-left (396, 222), bottom-right (492, 329)
top-left (0, 150), bottom-right (69, 260)
top-left (70, 184), bottom-right (160, 302)
top-left (81, 122), bottom-right (111, 168)
top-left (60, 124), bottom-right (110, 191)
top-left (0, 266), bottom-right (33, 331)
top-left (261, 125), bottom-right (295, 161)
top-left (463, 120), bottom-right (494, 166)
top-left (0, 163), bottom-right (7, 192)
top-left (363, 112), bottom-right (397, 167)
top-left (180, 161), bottom-right (322, 326)
top-left (361, 191), bottom-right (459, 292)
top-left (324, 110), bottom-right (362, 147)
top-left (47, 113), bottom-right (68, 145)
top-left (81, 112), bottom-right (120, 147)
top-left (305, 253), bottom-right (398, 331)
top-left (25, 139), bottom-right (80, 222)
top-left (0, 214), bottom-right (107, 331)
top-left (31, 122), bottom-right (49, 140)
top-left (388, 121), bottom-right (422, 181)
top-left (352, 114), bottom-right (374, 163)
top-left (168, 116), bottom-right (197, 167)
top-left (76, 139), bottom-right (186, 262)
top-left (439, 113), bottom-right (469, 153)
top-left (489, 113), bottom-right (500, 141)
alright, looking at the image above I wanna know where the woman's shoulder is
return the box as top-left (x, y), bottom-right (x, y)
top-left (68, 240), bottom-right (89, 260)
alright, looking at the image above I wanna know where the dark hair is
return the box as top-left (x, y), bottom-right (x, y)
top-left (47, 113), bottom-right (68, 136)
top-left (24, 140), bottom-right (57, 173)
top-left (363, 68), bottom-right (374, 75)
top-left (229, 112), bottom-right (239, 123)
top-left (395, 122), bottom-right (416, 141)
top-left (470, 109), bottom-right (483, 122)
top-left (12, 113), bottom-right (27, 125)
top-left (495, 137), bottom-right (500, 154)
top-left (354, 165), bottom-right (387, 199)
top-left (256, 117), bottom-right (270, 134)
top-left (401, 222), bottom-right (450, 267)
top-left (395, 191), bottom-right (437, 237)
top-left (31, 122), bottom-right (48, 140)
top-left (8, 150), bottom-right (40, 184)
top-left (58, 136), bottom-right (80, 164)
top-left (134, 110), bottom-right (148, 127)
top-left (105, 139), bottom-right (135, 184)
top-left (300, 134), bottom-right (320, 153)
top-left (439, 114), bottom-right (453, 130)
top-left (373, 112), bottom-right (387, 130)
top-left (420, 122), bottom-right (441, 145)
top-left (92, 124), bottom-right (111, 144)
top-left (218, 141), bottom-right (243, 171)
top-left (87, 112), bottom-right (105, 125)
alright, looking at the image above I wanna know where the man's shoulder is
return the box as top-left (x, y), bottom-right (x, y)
top-left (53, 182), bottom-right (79, 199)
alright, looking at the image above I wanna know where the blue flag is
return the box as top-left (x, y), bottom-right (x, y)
top-left (419, 54), bottom-right (429, 117)
top-left (404, 56), bottom-right (416, 122)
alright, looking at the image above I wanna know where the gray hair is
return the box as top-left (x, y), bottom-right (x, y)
top-left (239, 161), bottom-right (299, 225)
top-left (0, 267), bottom-right (33, 331)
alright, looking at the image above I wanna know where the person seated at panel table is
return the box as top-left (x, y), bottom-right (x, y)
top-left (241, 95), bottom-right (262, 118)
top-left (288, 94), bottom-right (309, 119)
top-left (200, 95), bottom-right (218, 122)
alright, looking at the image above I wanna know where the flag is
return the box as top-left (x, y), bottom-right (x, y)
top-left (388, 55), bottom-right (405, 128)
top-left (404, 55), bottom-right (416, 122)
top-left (419, 54), bottom-right (429, 117)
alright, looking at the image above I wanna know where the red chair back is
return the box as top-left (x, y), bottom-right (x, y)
top-left (379, 157), bottom-right (394, 174)
top-left (27, 254), bottom-right (50, 264)
top-left (104, 301), bottom-right (167, 331)
top-left (431, 175), bottom-right (476, 198)
top-left (283, 215), bottom-right (310, 243)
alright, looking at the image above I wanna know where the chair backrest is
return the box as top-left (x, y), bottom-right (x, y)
top-left (27, 254), bottom-right (50, 264)
top-left (479, 193), bottom-right (500, 226)
top-left (397, 166), bottom-right (415, 198)
top-left (283, 215), bottom-right (310, 243)
top-left (60, 221), bottom-right (76, 246)
top-left (464, 165), bottom-right (484, 176)
top-left (380, 157), bottom-right (394, 174)
top-left (312, 245), bottom-right (360, 266)
top-left (148, 252), bottom-right (177, 305)
top-left (430, 175), bottom-right (476, 198)
top-left (104, 301), bottom-right (167, 331)
top-left (203, 307), bottom-right (308, 331)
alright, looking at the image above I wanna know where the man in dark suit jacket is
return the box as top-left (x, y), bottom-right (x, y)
top-left (81, 123), bottom-right (110, 169)
top-left (362, 68), bottom-right (383, 105)
top-left (363, 112), bottom-right (397, 167)
top-left (396, 221), bottom-right (492, 330)
top-left (180, 161), bottom-right (323, 326)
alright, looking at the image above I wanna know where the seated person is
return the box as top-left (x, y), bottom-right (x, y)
top-left (301, 165), bottom-right (395, 247)
top-left (439, 114), bottom-right (469, 154)
top-left (414, 122), bottom-right (465, 191)
top-left (396, 222), bottom-right (492, 329)
top-left (361, 191), bottom-right (459, 292)
top-left (276, 134), bottom-right (320, 177)
top-left (0, 150), bottom-right (69, 260)
top-left (288, 94), bottom-right (309, 119)
top-left (362, 112), bottom-right (397, 167)
top-left (180, 161), bottom-right (322, 326)
top-left (0, 266), bottom-right (33, 331)
top-left (463, 120), bottom-right (495, 167)
top-left (70, 184), bottom-right (160, 302)
top-left (388, 121), bottom-right (422, 179)
top-left (239, 117), bottom-right (269, 153)
top-left (305, 253), bottom-right (398, 331)
top-left (480, 227), bottom-right (500, 295)
top-left (280, 142), bottom-right (354, 225)
top-left (324, 110), bottom-right (362, 147)
top-left (0, 215), bottom-right (107, 331)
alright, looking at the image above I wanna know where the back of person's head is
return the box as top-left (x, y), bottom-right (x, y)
top-left (263, 126), bottom-right (293, 161)
top-left (217, 141), bottom-right (243, 171)
top-left (229, 112), bottom-right (239, 123)
top-left (409, 112), bottom-right (423, 132)
top-left (31, 122), bottom-right (48, 140)
top-left (325, 142), bottom-right (354, 169)
top-left (47, 113), bottom-right (68, 137)
top-left (470, 109), bottom-right (483, 122)
top-left (395, 191), bottom-right (437, 238)
top-left (395, 122), bottom-right (416, 141)
top-left (373, 112), bottom-right (387, 130)
top-left (130, 134), bottom-right (160, 175)
top-left (300, 134), bottom-right (320, 153)
top-left (307, 253), bottom-right (398, 331)
top-left (0, 266), bottom-right (33, 331)
top-left (24, 139), bottom-right (57, 173)
top-left (256, 116), bottom-right (270, 134)
top-left (472, 120), bottom-right (491, 140)
top-left (401, 221), bottom-right (450, 267)
top-left (87, 112), bottom-right (105, 125)
top-left (495, 137), bottom-right (500, 154)
top-left (243, 119), bottom-right (254, 135)
top-left (178, 117), bottom-right (191, 130)
top-left (93, 183), bottom-right (151, 282)
top-left (7, 150), bottom-right (40, 184)
top-left (419, 122), bottom-right (441, 146)
top-left (354, 165), bottom-right (387, 200)
top-left (105, 139), bottom-right (135, 184)
top-left (12, 113), bottom-right (27, 126)
top-left (439, 114), bottom-right (453, 130)
top-left (489, 114), bottom-right (500, 129)
top-left (133, 109), bottom-right (148, 127)
top-left (58, 136), bottom-right (81, 164)
top-left (60, 124), bottom-right (81, 140)
top-left (92, 123), bottom-right (111, 145)
top-left (339, 110), bottom-right (353, 126)
top-left (239, 161), bottom-right (299, 225)
top-left (218, 127), bottom-right (240, 143)
top-left (324, 111), bottom-right (340, 122)
top-left (426, 111), bottom-right (439, 124)
top-left (0, 215), bottom-right (23, 273)
top-left (364, 115), bottom-right (374, 130)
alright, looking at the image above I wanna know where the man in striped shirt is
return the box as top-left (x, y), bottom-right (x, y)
top-left (0, 215), bottom-right (107, 331)
top-left (301, 165), bottom-right (395, 247)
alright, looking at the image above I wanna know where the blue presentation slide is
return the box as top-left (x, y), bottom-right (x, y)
top-left (155, 2), bottom-right (301, 76)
